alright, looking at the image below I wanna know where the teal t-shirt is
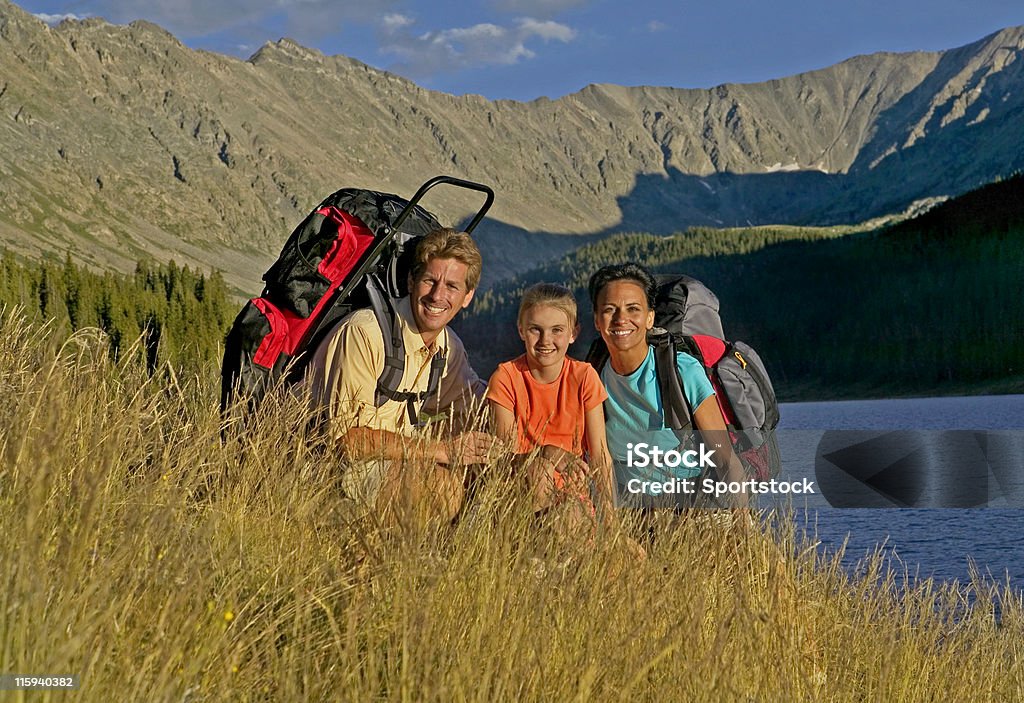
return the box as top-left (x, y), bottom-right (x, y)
top-left (601, 345), bottom-right (715, 490)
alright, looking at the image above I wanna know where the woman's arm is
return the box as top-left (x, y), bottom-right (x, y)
top-left (692, 396), bottom-right (749, 509)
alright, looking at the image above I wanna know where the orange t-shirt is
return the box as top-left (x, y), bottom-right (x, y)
top-left (486, 355), bottom-right (608, 458)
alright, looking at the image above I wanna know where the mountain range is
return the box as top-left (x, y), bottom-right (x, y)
top-left (2, 0), bottom-right (1023, 292)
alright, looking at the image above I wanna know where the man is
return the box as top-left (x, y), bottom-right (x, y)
top-left (306, 228), bottom-right (494, 523)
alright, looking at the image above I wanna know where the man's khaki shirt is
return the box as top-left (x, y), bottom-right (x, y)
top-left (305, 297), bottom-right (485, 440)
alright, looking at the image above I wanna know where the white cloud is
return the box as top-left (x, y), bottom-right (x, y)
top-left (34, 12), bottom-right (87, 26)
top-left (381, 13), bottom-right (414, 31)
top-left (518, 18), bottom-right (574, 41)
top-left (438, 23), bottom-right (506, 42)
top-left (380, 16), bottom-right (576, 76)
top-left (647, 20), bottom-right (669, 33)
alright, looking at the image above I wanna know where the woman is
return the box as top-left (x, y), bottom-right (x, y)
top-left (588, 263), bottom-right (748, 510)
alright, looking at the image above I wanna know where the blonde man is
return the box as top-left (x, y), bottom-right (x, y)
top-left (306, 228), bottom-right (492, 523)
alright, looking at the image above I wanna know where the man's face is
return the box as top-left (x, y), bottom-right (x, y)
top-left (408, 257), bottom-right (475, 343)
top-left (594, 280), bottom-right (654, 356)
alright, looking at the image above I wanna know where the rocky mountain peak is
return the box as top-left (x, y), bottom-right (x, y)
top-left (1, 4), bottom-right (1023, 291)
top-left (248, 37), bottom-right (328, 66)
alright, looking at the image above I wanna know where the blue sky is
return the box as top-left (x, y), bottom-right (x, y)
top-left (22, 0), bottom-right (1024, 101)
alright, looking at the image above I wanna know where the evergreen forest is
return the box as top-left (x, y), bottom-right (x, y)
top-left (457, 175), bottom-right (1024, 400)
top-left (0, 253), bottom-right (237, 374)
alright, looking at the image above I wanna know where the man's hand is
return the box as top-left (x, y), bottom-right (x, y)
top-left (442, 430), bottom-right (496, 466)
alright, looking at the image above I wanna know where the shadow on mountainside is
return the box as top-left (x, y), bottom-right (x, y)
top-left (472, 160), bottom-right (970, 291)
top-left (472, 42), bottom-right (1024, 285)
top-left (457, 218), bottom-right (603, 291)
top-left (476, 75), bottom-right (1024, 288)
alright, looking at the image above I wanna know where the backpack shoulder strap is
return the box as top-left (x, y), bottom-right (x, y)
top-left (420, 348), bottom-right (447, 424)
top-left (649, 328), bottom-right (693, 432)
top-left (365, 274), bottom-right (406, 404)
top-left (366, 273), bottom-right (447, 427)
top-left (584, 337), bottom-right (609, 374)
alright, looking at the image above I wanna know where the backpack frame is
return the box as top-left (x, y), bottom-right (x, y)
top-left (221, 176), bottom-right (494, 422)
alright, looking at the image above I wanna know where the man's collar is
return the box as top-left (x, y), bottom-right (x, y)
top-left (396, 296), bottom-right (447, 354)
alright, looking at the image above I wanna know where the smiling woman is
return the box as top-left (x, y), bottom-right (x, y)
top-left (588, 262), bottom-right (749, 510)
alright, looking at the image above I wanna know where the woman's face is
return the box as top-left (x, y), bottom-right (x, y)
top-left (594, 280), bottom-right (655, 357)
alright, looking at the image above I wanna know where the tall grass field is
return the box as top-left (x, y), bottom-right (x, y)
top-left (1, 309), bottom-right (1022, 701)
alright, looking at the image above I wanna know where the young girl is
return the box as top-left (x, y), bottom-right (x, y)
top-left (486, 283), bottom-right (615, 520)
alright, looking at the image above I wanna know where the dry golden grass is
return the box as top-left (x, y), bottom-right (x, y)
top-left (1, 309), bottom-right (1022, 701)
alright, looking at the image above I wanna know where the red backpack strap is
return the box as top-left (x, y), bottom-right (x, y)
top-left (677, 333), bottom-right (741, 429)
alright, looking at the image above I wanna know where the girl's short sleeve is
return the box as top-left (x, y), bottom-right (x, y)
top-left (485, 363), bottom-right (516, 411)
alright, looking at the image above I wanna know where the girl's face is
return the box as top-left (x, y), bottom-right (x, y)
top-left (594, 280), bottom-right (655, 357)
top-left (518, 304), bottom-right (577, 374)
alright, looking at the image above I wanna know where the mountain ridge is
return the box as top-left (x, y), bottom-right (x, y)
top-left (1, 0), bottom-right (1023, 290)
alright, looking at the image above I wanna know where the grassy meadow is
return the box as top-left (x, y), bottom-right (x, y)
top-left (2, 308), bottom-right (1023, 701)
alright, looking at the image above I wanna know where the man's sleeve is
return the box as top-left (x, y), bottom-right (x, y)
top-left (422, 330), bottom-right (486, 423)
top-left (309, 314), bottom-right (383, 440)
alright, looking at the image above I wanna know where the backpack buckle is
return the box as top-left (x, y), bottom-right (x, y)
top-left (647, 327), bottom-right (672, 347)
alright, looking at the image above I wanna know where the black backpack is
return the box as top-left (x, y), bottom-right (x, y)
top-left (220, 176), bottom-right (494, 420)
top-left (587, 274), bottom-right (782, 480)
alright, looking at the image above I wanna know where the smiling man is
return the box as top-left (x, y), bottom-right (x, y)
top-left (305, 228), bottom-right (492, 524)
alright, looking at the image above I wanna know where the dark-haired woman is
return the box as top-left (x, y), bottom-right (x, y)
top-left (588, 262), bottom-right (748, 510)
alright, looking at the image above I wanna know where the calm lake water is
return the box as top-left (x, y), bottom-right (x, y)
top-left (775, 394), bottom-right (1024, 590)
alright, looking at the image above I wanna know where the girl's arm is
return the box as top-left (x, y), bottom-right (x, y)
top-left (491, 400), bottom-right (567, 511)
top-left (584, 404), bottom-right (616, 516)
top-left (692, 396), bottom-right (749, 509)
top-left (488, 400), bottom-right (517, 447)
